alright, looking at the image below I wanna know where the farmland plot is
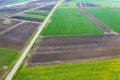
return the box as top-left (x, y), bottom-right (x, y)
top-left (0, 20), bottom-right (21, 32)
top-left (41, 8), bottom-right (103, 36)
top-left (0, 22), bottom-right (39, 50)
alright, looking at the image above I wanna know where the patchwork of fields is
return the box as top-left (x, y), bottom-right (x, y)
top-left (1, 0), bottom-right (120, 80)
top-left (41, 8), bottom-right (103, 36)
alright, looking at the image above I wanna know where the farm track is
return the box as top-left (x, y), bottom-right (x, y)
top-left (77, 3), bottom-right (117, 34)
top-left (0, 21), bottom-right (24, 35)
top-left (28, 35), bottom-right (120, 66)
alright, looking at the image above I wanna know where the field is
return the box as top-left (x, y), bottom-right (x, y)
top-left (41, 8), bottom-right (103, 36)
top-left (14, 58), bottom-right (120, 80)
top-left (27, 10), bottom-right (50, 15)
top-left (86, 8), bottom-right (120, 33)
top-left (28, 35), bottom-right (120, 66)
top-left (0, 22), bottom-right (39, 50)
top-left (0, 20), bottom-right (21, 32)
top-left (0, 48), bottom-right (19, 78)
top-left (0, 1), bottom-right (47, 20)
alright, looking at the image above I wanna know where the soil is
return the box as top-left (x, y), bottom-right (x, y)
top-left (0, 22), bottom-right (39, 50)
top-left (28, 34), bottom-right (120, 66)
top-left (0, 20), bottom-right (21, 32)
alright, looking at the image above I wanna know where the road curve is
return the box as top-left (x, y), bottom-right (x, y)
top-left (5, 1), bottom-right (61, 80)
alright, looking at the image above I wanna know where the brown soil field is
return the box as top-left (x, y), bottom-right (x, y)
top-left (0, 20), bottom-right (21, 32)
top-left (36, 4), bottom-right (55, 11)
top-left (77, 3), bottom-right (116, 34)
top-left (0, 22), bottom-right (39, 50)
top-left (28, 34), bottom-right (120, 66)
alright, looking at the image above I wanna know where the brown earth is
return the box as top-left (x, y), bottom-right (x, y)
top-left (0, 22), bottom-right (39, 50)
top-left (0, 20), bottom-right (21, 32)
top-left (28, 34), bottom-right (120, 66)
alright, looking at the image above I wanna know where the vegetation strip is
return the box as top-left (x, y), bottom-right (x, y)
top-left (15, 13), bottom-right (46, 19)
top-left (28, 10), bottom-right (50, 15)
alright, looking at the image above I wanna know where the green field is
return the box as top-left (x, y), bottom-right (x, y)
top-left (13, 58), bottom-right (120, 80)
top-left (0, 48), bottom-right (19, 71)
top-left (28, 10), bottom-right (50, 15)
top-left (98, 2), bottom-right (120, 7)
top-left (41, 8), bottom-right (103, 36)
top-left (16, 13), bottom-right (46, 19)
top-left (86, 8), bottom-right (120, 33)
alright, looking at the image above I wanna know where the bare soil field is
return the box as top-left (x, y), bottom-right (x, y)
top-left (28, 34), bottom-right (120, 66)
top-left (0, 20), bottom-right (21, 32)
top-left (0, 22), bottom-right (39, 50)
top-left (37, 4), bottom-right (56, 11)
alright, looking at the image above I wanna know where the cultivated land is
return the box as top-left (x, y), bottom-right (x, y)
top-left (28, 35), bottom-right (120, 66)
top-left (41, 8), bottom-right (103, 36)
top-left (0, 48), bottom-right (19, 79)
top-left (86, 8), bottom-right (120, 33)
top-left (5, 0), bottom-right (120, 80)
top-left (13, 58), bottom-right (120, 80)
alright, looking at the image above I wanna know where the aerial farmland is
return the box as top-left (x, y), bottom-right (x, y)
top-left (1, 0), bottom-right (120, 80)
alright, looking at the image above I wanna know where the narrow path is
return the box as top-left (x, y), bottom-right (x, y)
top-left (77, 3), bottom-right (118, 35)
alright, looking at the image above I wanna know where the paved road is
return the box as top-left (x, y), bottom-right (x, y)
top-left (77, 3), bottom-right (118, 35)
top-left (5, 1), bottom-right (61, 80)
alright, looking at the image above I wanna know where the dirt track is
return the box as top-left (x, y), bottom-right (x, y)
top-left (77, 3), bottom-right (117, 34)
top-left (28, 35), bottom-right (120, 66)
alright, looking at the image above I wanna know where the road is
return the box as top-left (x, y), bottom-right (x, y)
top-left (5, 1), bottom-right (61, 80)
